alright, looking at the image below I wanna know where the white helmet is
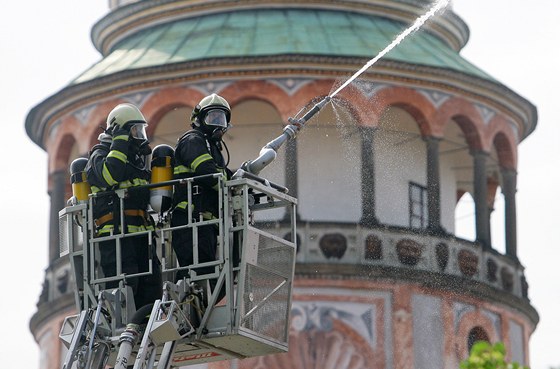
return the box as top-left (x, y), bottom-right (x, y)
top-left (106, 103), bottom-right (148, 140)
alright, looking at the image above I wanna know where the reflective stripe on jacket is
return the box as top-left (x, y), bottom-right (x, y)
top-left (173, 128), bottom-right (230, 218)
top-left (85, 140), bottom-right (152, 234)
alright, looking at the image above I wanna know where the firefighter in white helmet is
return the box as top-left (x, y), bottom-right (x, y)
top-left (171, 94), bottom-right (232, 298)
top-left (85, 102), bottom-right (162, 310)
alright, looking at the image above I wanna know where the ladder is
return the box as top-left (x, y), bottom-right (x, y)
top-left (58, 172), bottom-right (297, 369)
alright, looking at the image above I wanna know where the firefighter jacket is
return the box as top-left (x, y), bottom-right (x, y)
top-left (85, 133), bottom-right (152, 235)
top-left (173, 128), bottom-right (231, 220)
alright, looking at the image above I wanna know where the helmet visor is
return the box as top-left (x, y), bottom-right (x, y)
top-left (129, 123), bottom-right (148, 140)
top-left (204, 109), bottom-right (228, 128)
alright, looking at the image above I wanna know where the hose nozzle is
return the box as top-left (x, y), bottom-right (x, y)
top-left (288, 96), bottom-right (331, 129)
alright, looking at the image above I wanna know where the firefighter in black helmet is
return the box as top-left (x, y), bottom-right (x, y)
top-left (85, 103), bottom-right (162, 310)
top-left (171, 94), bottom-right (232, 295)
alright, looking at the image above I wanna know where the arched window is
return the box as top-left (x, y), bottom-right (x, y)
top-left (467, 326), bottom-right (490, 353)
top-left (489, 140), bottom-right (507, 254)
top-left (151, 106), bottom-right (192, 147)
top-left (228, 99), bottom-right (284, 173)
top-left (298, 99), bottom-right (361, 222)
top-left (455, 191), bottom-right (475, 241)
top-left (441, 114), bottom-right (477, 237)
top-left (375, 106), bottom-right (425, 227)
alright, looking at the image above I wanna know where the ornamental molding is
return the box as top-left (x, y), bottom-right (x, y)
top-left (474, 103), bottom-right (496, 125)
top-left (121, 90), bottom-right (156, 108)
top-left (417, 87), bottom-right (451, 108)
top-left (354, 80), bottom-right (391, 99)
top-left (291, 300), bottom-right (377, 346)
top-left (48, 119), bottom-right (62, 141)
top-left (268, 78), bottom-right (313, 96)
top-left (453, 301), bottom-right (474, 332)
top-left (507, 118), bottom-right (520, 142)
top-left (74, 105), bottom-right (97, 126)
top-left (27, 57), bottom-right (536, 149)
top-left (188, 80), bottom-right (233, 96)
top-left (482, 309), bottom-right (502, 340)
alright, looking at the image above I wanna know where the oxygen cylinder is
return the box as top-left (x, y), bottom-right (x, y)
top-left (70, 158), bottom-right (91, 203)
top-left (150, 144), bottom-right (174, 214)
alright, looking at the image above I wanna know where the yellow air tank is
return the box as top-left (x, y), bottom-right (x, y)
top-left (150, 144), bottom-right (174, 214)
top-left (70, 158), bottom-right (91, 203)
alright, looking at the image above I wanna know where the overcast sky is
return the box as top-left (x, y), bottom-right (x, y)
top-left (1, 1), bottom-right (558, 368)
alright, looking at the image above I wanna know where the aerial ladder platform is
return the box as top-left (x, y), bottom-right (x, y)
top-left (58, 171), bottom-right (297, 369)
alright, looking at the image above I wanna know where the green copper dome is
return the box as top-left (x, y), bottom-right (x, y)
top-left (74, 8), bottom-right (492, 84)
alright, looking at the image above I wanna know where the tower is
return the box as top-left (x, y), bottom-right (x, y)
top-left (26, 1), bottom-right (538, 368)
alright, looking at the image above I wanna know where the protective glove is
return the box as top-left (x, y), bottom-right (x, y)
top-left (112, 126), bottom-right (131, 142)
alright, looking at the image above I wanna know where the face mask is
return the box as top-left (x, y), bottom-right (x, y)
top-left (204, 109), bottom-right (228, 128)
top-left (129, 123), bottom-right (148, 140)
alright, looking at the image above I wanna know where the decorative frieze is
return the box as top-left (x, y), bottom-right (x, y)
top-left (474, 102), bottom-right (496, 125)
top-left (190, 81), bottom-right (233, 97)
top-left (74, 105), bottom-right (97, 126)
top-left (418, 87), bottom-right (451, 108)
top-left (268, 78), bottom-right (312, 96)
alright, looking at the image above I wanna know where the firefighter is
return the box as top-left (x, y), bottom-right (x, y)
top-left (171, 93), bottom-right (232, 294)
top-left (86, 102), bottom-right (162, 310)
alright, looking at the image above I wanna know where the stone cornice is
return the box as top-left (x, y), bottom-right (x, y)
top-left (29, 293), bottom-right (75, 336)
top-left (26, 55), bottom-right (536, 149)
top-left (295, 263), bottom-right (540, 327)
top-left (92, 0), bottom-right (468, 55)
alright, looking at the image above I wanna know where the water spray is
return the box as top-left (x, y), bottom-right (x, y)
top-left (330, 0), bottom-right (450, 98)
top-left (237, 0), bottom-right (450, 177)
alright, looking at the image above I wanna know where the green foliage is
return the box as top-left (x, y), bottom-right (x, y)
top-left (460, 341), bottom-right (529, 369)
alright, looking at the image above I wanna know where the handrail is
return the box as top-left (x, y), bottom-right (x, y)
top-left (90, 173), bottom-right (223, 198)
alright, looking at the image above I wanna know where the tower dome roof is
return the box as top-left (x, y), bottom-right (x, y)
top-left (74, 8), bottom-right (491, 84)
